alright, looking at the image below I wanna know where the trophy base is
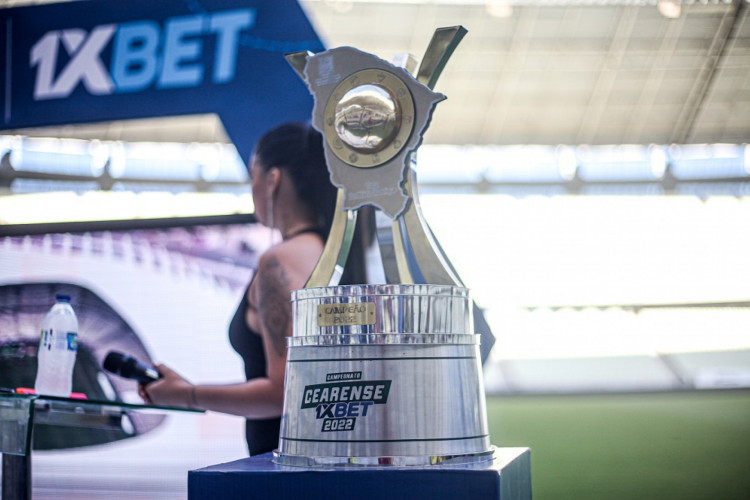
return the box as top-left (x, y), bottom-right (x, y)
top-left (272, 446), bottom-right (497, 468)
top-left (277, 333), bottom-right (491, 464)
top-left (279, 285), bottom-right (491, 467)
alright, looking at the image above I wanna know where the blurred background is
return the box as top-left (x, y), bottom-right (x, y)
top-left (1, 0), bottom-right (749, 498)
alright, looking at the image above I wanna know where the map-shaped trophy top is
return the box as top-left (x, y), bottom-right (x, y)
top-left (302, 46), bottom-right (445, 219)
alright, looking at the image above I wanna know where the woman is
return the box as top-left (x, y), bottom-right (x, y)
top-left (140, 122), bottom-right (367, 455)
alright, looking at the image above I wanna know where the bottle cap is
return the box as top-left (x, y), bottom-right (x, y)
top-left (55, 294), bottom-right (72, 302)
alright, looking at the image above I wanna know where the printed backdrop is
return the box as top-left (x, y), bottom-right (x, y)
top-left (0, 0), bottom-right (324, 162)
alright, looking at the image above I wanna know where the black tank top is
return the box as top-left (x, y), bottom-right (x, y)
top-left (228, 227), bottom-right (326, 455)
top-left (228, 291), bottom-right (281, 456)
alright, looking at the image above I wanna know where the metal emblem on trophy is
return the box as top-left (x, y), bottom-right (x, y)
top-left (275, 27), bottom-right (494, 467)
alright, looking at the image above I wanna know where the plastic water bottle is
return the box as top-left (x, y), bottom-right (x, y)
top-left (34, 294), bottom-right (79, 397)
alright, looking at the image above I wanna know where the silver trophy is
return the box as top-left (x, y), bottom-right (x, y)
top-left (275, 27), bottom-right (494, 467)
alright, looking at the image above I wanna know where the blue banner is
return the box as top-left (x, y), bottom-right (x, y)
top-left (0, 0), bottom-right (324, 162)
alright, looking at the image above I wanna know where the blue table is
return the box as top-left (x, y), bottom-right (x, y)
top-left (189, 447), bottom-right (532, 500)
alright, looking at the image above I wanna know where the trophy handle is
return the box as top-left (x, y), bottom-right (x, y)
top-left (377, 25), bottom-right (468, 286)
top-left (284, 51), bottom-right (313, 79)
top-left (416, 26), bottom-right (467, 90)
top-left (287, 52), bottom-right (358, 288)
top-left (305, 189), bottom-right (358, 287)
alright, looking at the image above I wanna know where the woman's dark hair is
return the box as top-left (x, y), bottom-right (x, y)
top-left (253, 121), bottom-right (370, 285)
top-left (254, 122), bottom-right (336, 233)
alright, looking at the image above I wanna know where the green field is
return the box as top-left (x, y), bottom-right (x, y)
top-left (486, 390), bottom-right (750, 500)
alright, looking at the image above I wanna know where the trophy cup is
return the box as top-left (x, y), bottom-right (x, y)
top-left (274, 27), bottom-right (494, 467)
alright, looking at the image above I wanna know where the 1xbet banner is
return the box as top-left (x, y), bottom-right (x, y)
top-left (0, 0), bottom-right (324, 162)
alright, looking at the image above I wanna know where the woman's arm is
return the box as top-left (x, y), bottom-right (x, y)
top-left (142, 241), bottom-right (316, 419)
top-left (140, 364), bottom-right (284, 418)
top-left (188, 250), bottom-right (295, 418)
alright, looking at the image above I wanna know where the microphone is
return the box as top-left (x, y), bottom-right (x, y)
top-left (103, 351), bottom-right (161, 385)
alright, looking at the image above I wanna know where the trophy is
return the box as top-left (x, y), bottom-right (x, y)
top-left (274, 27), bottom-right (494, 467)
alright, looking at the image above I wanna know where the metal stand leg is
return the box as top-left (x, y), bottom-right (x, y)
top-left (2, 453), bottom-right (31, 500)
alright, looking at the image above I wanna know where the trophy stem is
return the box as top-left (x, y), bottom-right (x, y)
top-left (305, 189), bottom-right (358, 287)
top-left (400, 168), bottom-right (464, 286)
top-left (376, 210), bottom-right (414, 284)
